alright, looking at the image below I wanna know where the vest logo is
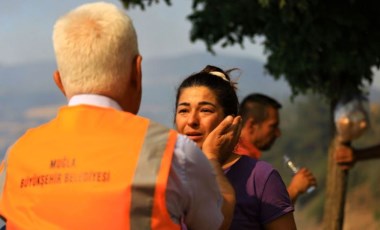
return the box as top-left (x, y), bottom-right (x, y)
top-left (19, 158), bottom-right (111, 188)
top-left (50, 157), bottom-right (76, 169)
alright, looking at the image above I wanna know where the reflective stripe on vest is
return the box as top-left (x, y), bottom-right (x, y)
top-left (0, 151), bottom-right (9, 199)
top-left (0, 106), bottom-right (180, 230)
top-left (130, 121), bottom-right (179, 229)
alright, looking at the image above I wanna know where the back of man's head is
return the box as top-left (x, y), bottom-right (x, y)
top-left (239, 93), bottom-right (282, 124)
top-left (53, 2), bottom-right (139, 97)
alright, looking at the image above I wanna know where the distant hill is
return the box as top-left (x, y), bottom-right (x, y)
top-left (0, 52), bottom-right (292, 126)
top-left (0, 61), bottom-right (63, 121)
top-left (1, 51), bottom-right (379, 133)
top-left (1, 52), bottom-right (379, 127)
top-left (0, 52), bottom-right (292, 154)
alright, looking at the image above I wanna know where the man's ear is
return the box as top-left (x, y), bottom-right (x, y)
top-left (131, 55), bottom-right (142, 88)
top-left (53, 71), bottom-right (66, 96)
top-left (245, 117), bottom-right (258, 132)
top-left (123, 54), bottom-right (143, 114)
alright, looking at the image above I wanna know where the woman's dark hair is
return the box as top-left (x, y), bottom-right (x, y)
top-left (174, 65), bottom-right (239, 119)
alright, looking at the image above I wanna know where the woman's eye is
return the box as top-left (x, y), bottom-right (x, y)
top-left (201, 108), bottom-right (213, 113)
top-left (177, 109), bottom-right (188, 114)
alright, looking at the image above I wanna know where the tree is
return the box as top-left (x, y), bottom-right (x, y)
top-left (122, 0), bottom-right (380, 229)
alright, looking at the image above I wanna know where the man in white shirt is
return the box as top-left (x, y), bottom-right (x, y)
top-left (0, 2), bottom-right (240, 229)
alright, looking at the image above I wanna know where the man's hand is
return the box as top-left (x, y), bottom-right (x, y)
top-left (202, 115), bottom-right (242, 164)
top-left (287, 168), bottom-right (317, 204)
top-left (334, 144), bottom-right (356, 170)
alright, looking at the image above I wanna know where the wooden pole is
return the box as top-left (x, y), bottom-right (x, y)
top-left (323, 136), bottom-right (349, 230)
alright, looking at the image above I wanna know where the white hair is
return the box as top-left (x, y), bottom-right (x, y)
top-left (53, 2), bottom-right (139, 96)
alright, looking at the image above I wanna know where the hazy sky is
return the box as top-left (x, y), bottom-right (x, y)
top-left (0, 0), bottom-right (266, 66)
top-left (1, 0), bottom-right (379, 89)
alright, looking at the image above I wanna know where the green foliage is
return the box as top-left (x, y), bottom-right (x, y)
top-left (121, 0), bottom-right (171, 10)
top-left (375, 210), bottom-right (380, 222)
top-left (122, 0), bottom-right (380, 102)
top-left (188, 0), bottom-right (380, 102)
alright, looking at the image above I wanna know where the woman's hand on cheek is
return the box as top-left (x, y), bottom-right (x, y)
top-left (202, 115), bottom-right (242, 164)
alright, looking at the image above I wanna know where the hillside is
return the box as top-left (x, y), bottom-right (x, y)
top-left (0, 52), bottom-right (290, 152)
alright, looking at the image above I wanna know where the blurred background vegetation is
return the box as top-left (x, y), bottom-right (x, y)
top-left (262, 94), bottom-right (380, 229)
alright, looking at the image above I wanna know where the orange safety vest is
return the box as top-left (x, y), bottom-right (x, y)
top-left (0, 105), bottom-right (181, 230)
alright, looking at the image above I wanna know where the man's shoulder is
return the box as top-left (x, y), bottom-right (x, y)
top-left (144, 118), bottom-right (174, 132)
top-left (16, 118), bottom-right (58, 139)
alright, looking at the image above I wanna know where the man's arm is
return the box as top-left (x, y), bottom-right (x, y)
top-left (0, 160), bottom-right (6, 199)
top-left (335, 143), bottom-right (380, 170)
top-left (0, 151), bottom-right (10, 223)
top-left (174, 137), bottom-right (224, 229)
top-left (287, 168), bottom-right (317, 204)
top-left (264, 212), bottom-right (297, 230)
top-left (0, 150), bottom-right (10, 199)
top-left (356, 144), bottom-right (380, 160)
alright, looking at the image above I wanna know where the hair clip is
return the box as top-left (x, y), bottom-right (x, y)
top-left (209, 71), bottom-right (229, 82)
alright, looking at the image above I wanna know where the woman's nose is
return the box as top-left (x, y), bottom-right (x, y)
top-left (187, 111), bottom-right (199, 127)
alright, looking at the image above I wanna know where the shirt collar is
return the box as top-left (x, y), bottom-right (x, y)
top-left (68, 94), bottom-right (123, 111)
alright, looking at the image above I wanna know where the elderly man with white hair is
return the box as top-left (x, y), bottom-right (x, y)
top-left (0, 2), bottom-right (240, 229)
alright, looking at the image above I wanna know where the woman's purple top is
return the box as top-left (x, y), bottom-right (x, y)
top-left (225, 156), bottom-right (294, 229)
